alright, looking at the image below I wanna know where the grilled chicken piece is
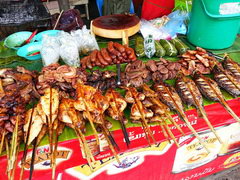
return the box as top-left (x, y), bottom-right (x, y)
top-left (131, 103), bottom-right (154, 119)
top-left (105, 89), bottom-right (127, 122)
top-left (40, 88), bottom-right (59, 123)
top-left (74, 84), bottom-right (97, 112)
top-left (24, 104), bottom-right (46, 145)
top-left (59, 98), bottom-right (86, 132)
top-left (212, 65), bottom-right (240, 97)
top-left (222, 58), bottom-right (240, 81)
top-left (193, 71), bottom-right (222, 102)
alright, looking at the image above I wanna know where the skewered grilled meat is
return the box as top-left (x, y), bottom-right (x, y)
top-left (124, 87), bottom-right (156, 145)
top-left (176, 75), bottom-right (202, 107)
top-left (105, 89), bottom-right (130, 146)
top-left (222, 58), bottom-right (240, 81)
top-left (193, 71), bottom-right (240, 123)
top-left (154, 81), bottom-right (210, 153)
top-left (193, 72), bottom-right (222, 102)
top-left (212, 65), bottom-right (240, 97)
top-left (176, 74), bottom-right (223, 143)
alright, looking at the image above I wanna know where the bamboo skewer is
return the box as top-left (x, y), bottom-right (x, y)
top-left (141, 121), bottom-right (151, 146)
top-left (184, 79), bottom-right (223, 144)
top-left (0, 130), bottom-right (6, 155)
top-left (150, 97), bottom-right (185, 136)
top-left (163, 121), bottom-right (180, 147)
top-left (101, 127), bottom-right (121, 164)
top-left (52, 128), bottom-right (58, 180)
top-left (159, 123), bottom-right (171, 144)
top-left (29, 139), bottom-right (37, 180)
top-left (164, 86), bottom-right (210, 153)
top-left (127, 88), bottom-right (156, 144)
top-left (8, 115), bottom-right (20, 180)
top-left (5, 139), bottom-right (10, 180)
top-left (84, 108), bottom-right (100, 146)
top-left (74, 129), bottom-right (95, 171)
top-left (111, 91), bottom-right (130, 147)
top-left (20, 108), bottom-right (35, 180)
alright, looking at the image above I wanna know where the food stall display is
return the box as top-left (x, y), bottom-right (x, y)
top-left (0, 6), bottom-right (240, 180)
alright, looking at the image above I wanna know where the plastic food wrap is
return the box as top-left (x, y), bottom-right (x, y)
top-left (71, 26), bottom-right (99, 55)
top-left (140, 19), bottom-right (170, 40)
top-left (40, 35), bottom-right (60, 66)
top-left (144, 34), bottom-right (156, 58)
top-left (59, 41), bottom-right (80, 67)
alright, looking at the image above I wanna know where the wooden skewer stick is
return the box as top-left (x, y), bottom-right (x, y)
top-left (164, 86), bottom-right (210, 153)
top-left (74, 129), bottom-right (95, 171)
top-left (51, 128), bottom-right (59, 180)
top-left (84, 109), bottom-right (100, 146)
top-left (29, 139), bottom-right (37, 180)
top-left (163, 121), bottom-right (180, 147)
top-left (11, 145), bottom-right (20, 180)
top-left (101, 124), bottom-right (120, 151)
top-left (101, 127), bottom-right (121, 164)
top-left (5, 139), bottom-right (10, 180)
top-left (150, 97), bottom-right (185, 136)
top-left (20, 108), bottom-right (35, 180)
top-left (53, 10), bottom-right (64, 30)
top-left (140, 121), bottom-right (151, 146)
top-left (158, 122), bottom-right (171, 144)
top-left (184, 79), bottom-right (223, 144)
top-left (111, 91), bottom-right (130, 147)
top-left (119, 119), bottom-right (130, 147)
top-left (128, 88), bottom-right (156, 144)
top-left (0, 130), bottom-right (5, 155)
top-left (9, 115), bottom-right (20, 180)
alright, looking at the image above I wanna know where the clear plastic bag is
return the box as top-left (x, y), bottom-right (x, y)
top-left (164, 10), bottom-right (188, 37)
top-left (71, 25), bottom-right (99, 55)
top-left (59, 41), bottom-right (80, 67)
top-left (140, 19), bottom-right (170, 40)
top-left (40, 35), bottom-right (60, 66)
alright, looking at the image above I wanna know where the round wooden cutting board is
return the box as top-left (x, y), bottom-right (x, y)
top-left (92, 14), bottom-right (140, 39)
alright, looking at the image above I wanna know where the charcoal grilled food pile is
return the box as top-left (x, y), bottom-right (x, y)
top-left (121, 60), bottom-right (151, 87)
top-left (0, 67), bottom-right (38, 137)
top-left (86, 70), bottom-right (117, 92)
top-left (178, 47), bottom-right (216, 75)
top-left (81, 42), bottom-right (137, 69)
top-left (146, 58), bottom-right (182, 82)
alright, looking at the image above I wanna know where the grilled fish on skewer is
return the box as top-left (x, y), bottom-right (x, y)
top-left (194, 71), bottom-right (240, 123)
top-left (176, 74), bottom-right (222, 144)
top-left (125, 87), bottom-right (156, 145)
top-left (212, 65), bottom-right (240, 97)
top-left (105, 89), bottom-right (130, 147)
top-left (142, 84), bottom-right (185, 136)
top-left (222, 58), bottom-right (240, 81)
top-left (154, 82), bottom-right (210, 153)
